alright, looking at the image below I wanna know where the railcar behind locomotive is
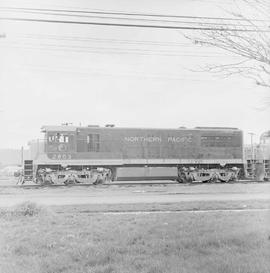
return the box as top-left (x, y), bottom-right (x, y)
top-left (21, 125), bottom-right (244, 184)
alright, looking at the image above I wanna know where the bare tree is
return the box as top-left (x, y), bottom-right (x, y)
top-left (188, 0), bottom-right (270, 88)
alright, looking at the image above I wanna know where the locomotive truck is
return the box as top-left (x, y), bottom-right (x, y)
top-left (19, 125), bottom-right (244, 184)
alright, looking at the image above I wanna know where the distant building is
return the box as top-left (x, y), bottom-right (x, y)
top-left (0, 148), bottom-right (30, 167)
top-left (0, 165), bottom-right (23, 176)
top-left (244, 131), bottom-right (270, 179)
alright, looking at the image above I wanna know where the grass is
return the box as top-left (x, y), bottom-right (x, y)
top-left (0, 202), bottom-right (270, 273)
top-left (0, 201), bottom-right (52, 218)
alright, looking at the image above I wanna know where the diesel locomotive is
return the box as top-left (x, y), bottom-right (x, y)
top-left (21, 125), bottom-right (244, 184)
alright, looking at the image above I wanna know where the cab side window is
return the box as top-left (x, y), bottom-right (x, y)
top-left (48, 133), bottom-right (69, 143)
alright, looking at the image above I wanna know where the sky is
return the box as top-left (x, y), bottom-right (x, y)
top-left (0, 0), bottom-right (269, 149)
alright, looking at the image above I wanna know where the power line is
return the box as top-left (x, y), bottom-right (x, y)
top-left (1, 17), bottom-right (269, 32)
top-left (3, 36), bottom-right (214, 53)
top-left (0, 45), bottom-right (216, 58)
top-left (21, 34), bottom-right (192, 47)
top-left (8, 64), bottom-right (219, 82)
top-left (1, 43), bottom-right (240, 58)
top-left (1, 6), bottom-right (268, 22)
top-left (0, 43), bottom-right (239, 58)
top-left (0, 9), bottom-right (262, 28)
top-left (3, 34), bottom-right (234, 57)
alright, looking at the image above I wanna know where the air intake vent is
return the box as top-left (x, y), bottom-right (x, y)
top-left (195, 127), bottom-right (238, 130)
top-left (87, 125), bottom-right (100, 127)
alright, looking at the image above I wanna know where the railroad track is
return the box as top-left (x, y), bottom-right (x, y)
top-left (7, 181), bottom-right (179, 189)
top-left (0, 180), bottom-right (265, 189)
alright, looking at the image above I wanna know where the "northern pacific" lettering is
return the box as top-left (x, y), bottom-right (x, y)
top-left (167, 136), bottom-right (193, 143)
top-left (124, 136), bottom-right (162, 142)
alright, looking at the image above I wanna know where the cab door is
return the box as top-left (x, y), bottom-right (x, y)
top-left (76, 132), bottom-right (87, 152)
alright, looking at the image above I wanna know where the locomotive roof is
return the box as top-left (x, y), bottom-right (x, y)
top-left (41, 125), bottom-right (78, 132)
top-left (42, 125), bottom-right (240, 132)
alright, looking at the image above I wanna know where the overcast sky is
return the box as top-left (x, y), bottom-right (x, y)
top-left (0, 0), bottom-right (269, 149)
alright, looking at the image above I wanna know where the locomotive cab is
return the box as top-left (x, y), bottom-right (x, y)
top-left (43, 126), bottom-right (77, 160)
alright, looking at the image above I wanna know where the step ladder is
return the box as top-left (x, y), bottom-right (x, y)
top-left (17, 160), bottom-right (34, 185)
top-left (24, 160), bottom-right (33, 180)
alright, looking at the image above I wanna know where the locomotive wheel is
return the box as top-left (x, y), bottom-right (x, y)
top-left (17, 175), bottom-right (25, 185)
top-left (93, 177), bottom-right (105, 185)
top-left (176, 177), bottom-right (184, 183)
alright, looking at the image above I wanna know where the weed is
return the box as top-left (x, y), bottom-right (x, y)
top-left (0, 201), bottom-right (52, 219)
top-left (13, 201), bottom-right (45, 216)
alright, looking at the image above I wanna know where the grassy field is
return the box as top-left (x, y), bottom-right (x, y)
top-left (0, 202), bottom-right (270, 273)
top-left (54, 199), bottom-right (270, 213)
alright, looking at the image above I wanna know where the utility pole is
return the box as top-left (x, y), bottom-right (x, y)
top-left (21, 146), bottom-right (24, 167)
top-left (248, 132), bottom-right (255, 178)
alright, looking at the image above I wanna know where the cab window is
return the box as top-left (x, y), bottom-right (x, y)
top-left (48, 133), bottom-right (69, 143)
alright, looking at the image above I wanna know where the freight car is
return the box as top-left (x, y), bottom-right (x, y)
top-left (20, 125), bottom-right (244, 184)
